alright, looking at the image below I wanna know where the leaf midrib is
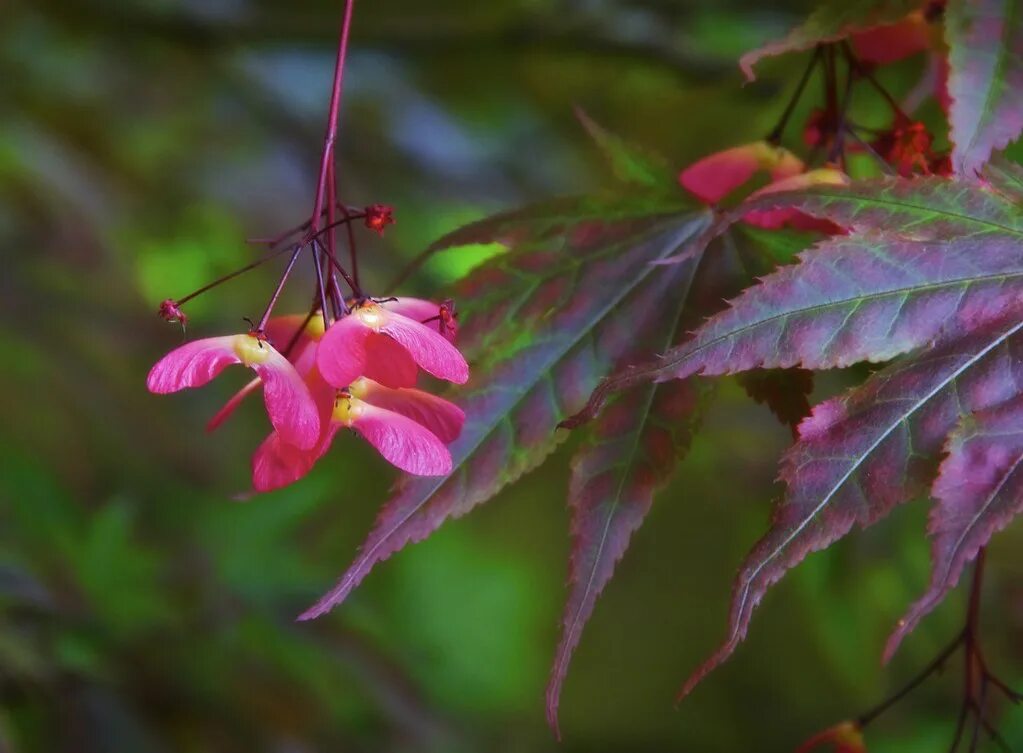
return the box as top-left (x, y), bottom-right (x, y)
top-left (790, 187), bottom-right (1023, 237)
top-left (658, 267), bottom-right (1023, 375)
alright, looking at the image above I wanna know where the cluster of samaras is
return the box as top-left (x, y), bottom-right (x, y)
top-left (147, 297), bottom-right (468, 491)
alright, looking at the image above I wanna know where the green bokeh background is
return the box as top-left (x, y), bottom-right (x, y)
top-left (3, 1), bottom-right (1023, 750)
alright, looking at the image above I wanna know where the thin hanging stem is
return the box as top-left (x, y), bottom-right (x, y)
top-left (174, 243), bottom-right (296, 306)
top-left (248, 204), bottom-right (364, 247)
top-left (804, 45), bottom-right (838, 165)
top-left (320, 240), bottom-right (361, 296)
top-left (302, 211), bottom-right (367, 246)
top-left (254, 243), bottom-right (304, 332)
top-left (841, 42), bottom-right (910, 122)
top-left (851, 549), bottom-right (1020, 752)
top-left (314, 239), bottom-right (353, 313)
top-left (967, 680), bottom-right (989, 753)
top-left (827, 53), bottom-right (856, 166)
top-left (967, 549), bottom-right (985, 634)
top-left (326, 154), bottom-right (338, 265)
top-left (823, 45), bottom-right (838, 124)
top-left (767, 47), bottom-right (822, 144)
top-left (250, 216), bottom-right (313, 250)
top-left (294, 0), bottom-right (362, 313)
top-left (309, 0), bottom-right (355, 234)
top-left (310, 245), bottom-right (331, 331)
top-left (857, 634), bottom-right (961, 727)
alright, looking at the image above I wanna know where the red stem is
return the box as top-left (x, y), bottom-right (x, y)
top-left (766, 46), bottom-right (821, 145)
top-left (309, 0), bottom-right (355, 235)
top-left (175, 242), bottom-right (296, 306)
top-left (248, 204), bottom-right (363, 247)
top-left (327, 153), bottom-right (338, 278)
top-left (251, 0), bottom-right (358, 327)
top-left (311, 245), bottom-right (330, 331)
top-left (255, 243), bottom-right (304, 331)
top-left (315, 238), bottom-right (360, 295)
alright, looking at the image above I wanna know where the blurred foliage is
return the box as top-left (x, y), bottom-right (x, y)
top-left (2, 0), bottom-right (1023, 751)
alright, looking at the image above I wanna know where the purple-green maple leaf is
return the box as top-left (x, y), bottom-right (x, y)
top-left (656, 176), bottom-right (1023, 266)
top-left (682, 312), bottom-right (1023, 698)
top-left (543, 223), bottom-right (814, 734)
top-left (885, 393), bottom-right (1023, 659)
top-left (566, 231), bottom-right (1023, 426)
top-left (545, 246), bottom-right (731, 735)
top-left (549, 377), bottom-right (704, 735)
top-left (544, 228), bottom-right (811, 732)
top-left (566, 177), bottom-right (1023, 425)
top-left (946, 0), bottom-right (1023, 176)
top-left (739, 0), bottom-right (923, 81)
top-left (739, 176), bottom-right (1023, 239)
top-left (298, 205), bottom-right (711, 621)
top-left (547, 173), bottom-right (1023, 696)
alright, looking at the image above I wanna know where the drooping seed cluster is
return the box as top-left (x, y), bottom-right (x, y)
top-left (147, 297), bottom-right (468, 491)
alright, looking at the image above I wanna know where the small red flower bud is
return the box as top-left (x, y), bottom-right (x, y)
top-left (364, 204), bottom-right (395, 235)
top-left (158, 299), bottom-right (188, 327)
top-left (875, 120), bottom-right (934, 177)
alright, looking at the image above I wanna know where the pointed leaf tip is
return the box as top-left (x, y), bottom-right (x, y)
top-left (886, 393), bottom-right (1023, 660)
top-left (694, 313), bottom-right (1023, 692)
top-left (546, 254), bottom-right (708, 731)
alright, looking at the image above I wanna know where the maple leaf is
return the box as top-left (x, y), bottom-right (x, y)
top-left (683, 312), bottom-right (1023, 697)
top-left (738, 175), bottom-right (1023, 240)
top-left (946, 0), bottom-right (1023, 176)
top-left (739, 0), bottom-right (926, 81)
top-left (543, 222), bottom-right (806, 733)
top-left (565, 176), bottom-right (1023, 426)
top-left (546, 269), bottom-right (707, 738)
top-left (567, 230), bottom-right (1023, 426)
top-left (543, 237), bottom-right (758, 734)
top-left (298, 201), bottom-right (713, 621)
top-left (557, 172), bottom-right (1023, 697)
